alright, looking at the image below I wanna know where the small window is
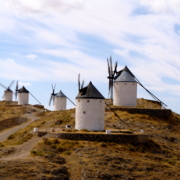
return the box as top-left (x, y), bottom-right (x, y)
top-left (78, 100), bottom-right (80, 102)
top-left (100, 100), bottom-right (101, 103)
top-left (133, 83), bottom-right (134, 85)
top-left (83, 111), bottom-right (86, 114)
top-left (87, 100), bottom-right (89, 102)
top-left (125, 83), bottom-right (126, 85)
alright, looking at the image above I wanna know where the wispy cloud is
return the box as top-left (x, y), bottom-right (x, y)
top-left (25, 54), bottom-right (38, 59)
top-left (19, 82), bottom-right (31, 86)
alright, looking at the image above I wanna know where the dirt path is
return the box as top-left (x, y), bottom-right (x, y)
top-left (0, 113), bottom-right (39, 142)
top-left (0, 136), bottom-right (41, 161)
top-left (65, 152), bottom-right (82, 180)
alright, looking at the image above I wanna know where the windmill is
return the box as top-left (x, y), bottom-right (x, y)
top-left (15, 80), bottom-right (41, 105)
top-left (107, 56), bottom-right (167, 107)
top-left (76, 74), bottom-right (105, 131)
top-left (107, 56), bottom-right (118, 99)
top-left (49, 83), bottom-right (75, 111)
top-left (0, 80), bottom-right (15, 101)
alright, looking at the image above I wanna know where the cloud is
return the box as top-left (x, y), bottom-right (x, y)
top-left (0, 59), bottom-right (48, 81)
top-left (25, 54), bottom-right (38, 59)
top-left (140, 0), bottom-right (180, 14)
top-left (19, 82), bottom-right (31, 86)
top-left (1, 0), bottom-right (85, 15)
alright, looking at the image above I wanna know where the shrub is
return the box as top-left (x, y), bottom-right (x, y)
top-left (30, 150), bottom-right (44, 156)
top-left (7, 134), bottom-right (15, 140)
top-left (0, 143), bottom-right (4, 147)
top-left (31, 150), bottom-right (37, 155)
top-left (51, 138), bottom-right (60, 144)
top-left (63, 150), bottom-right (71, 155)
top-left (101, 143), bottom-right (107, 147)
top-left (56, 145), bottom-right (65, 152)
top-left (43, 139), bottom-right (52, 145)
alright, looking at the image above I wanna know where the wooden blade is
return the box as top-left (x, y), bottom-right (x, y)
top-left (9, 80), bottom-right (15, 89)
top-left (81, 80), bottom-right (84, 89)
top-left (0, 83), bottom-right (8, 90)
top-left (49, 95), bottom-right (53, 106)
top-left (78, 74), bottom-right (80, 90)
top-left (16, 80), bottom-right (19, 91)
top-left (29, 92), bottom-right (41, 104)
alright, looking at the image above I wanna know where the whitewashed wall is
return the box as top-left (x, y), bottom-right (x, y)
top-left (113, 82), bottom-right (137, 107)
top-left (4, 91), bottom-right (13, 101)
top-left (75, 99), bottom-right (105, 131)
top-left (18, 93), bottom-right (29, 105)
top-left (54, 97), bottom-right (66, 111)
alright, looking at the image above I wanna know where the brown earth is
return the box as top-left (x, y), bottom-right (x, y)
top-left (0, 99), bottom-right (179, 180)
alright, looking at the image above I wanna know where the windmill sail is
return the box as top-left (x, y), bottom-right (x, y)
top-left (107, 56), bottom-right (118, 99)
top-left (49, 84), bottom-right (56, 106)
top-left (29, 92), bottom-right (41, 105)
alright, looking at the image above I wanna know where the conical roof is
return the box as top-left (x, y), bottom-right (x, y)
top-left (114, 66), bottom-right (137, 82)
top-left (18, 86), bottom-right (29, 93)
top-left (5, 87), bottom-right (12, 92)
top-left (76, 81), bottom-right (105, 99)
top-left (55, 90), bottom-right (67, 97)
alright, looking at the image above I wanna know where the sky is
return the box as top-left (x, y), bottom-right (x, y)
top-left (0, 0), bottom-right (180, 113)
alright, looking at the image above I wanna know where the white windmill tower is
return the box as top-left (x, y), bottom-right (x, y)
top-left (107, 56), bottom-right (167, 107)
top-left (54, 91), bottom-right (67, 111)
top-left (75, 75), bottom-right (105, 131)
top-left (113, 66), bottom-right (137, 107)
top-left (0, 80), bottom-right (15, 101)
top-left (49, 84), bottom-right (75, 111)
top-left (15, 81), bottom-right (41, 105)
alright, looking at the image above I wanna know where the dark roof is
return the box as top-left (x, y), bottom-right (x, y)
top-left (114, 66), bottom-right (137, 82)
top-left (76, 81), bottom-right (105, 99)
top-left (18, 86), bottom-right (29, 93)
top-left (55, 90), bottom-right (67, 97)
top-left (5, 88), bottom-right (12, 92)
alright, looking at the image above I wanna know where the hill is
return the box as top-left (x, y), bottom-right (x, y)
top-left (0, 99), bottom-right (180, 180)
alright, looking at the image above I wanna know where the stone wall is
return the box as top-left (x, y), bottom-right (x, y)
top-left (45, 132), bottom-right (149, 144)
top-left (106, 108), bottom-right (172, 119)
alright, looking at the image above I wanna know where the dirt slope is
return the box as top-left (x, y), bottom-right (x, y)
top-left (0, 99), bottom-right (179, 180)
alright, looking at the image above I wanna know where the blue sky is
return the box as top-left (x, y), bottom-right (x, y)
top-left (0, 0), bottom-right (180, 113)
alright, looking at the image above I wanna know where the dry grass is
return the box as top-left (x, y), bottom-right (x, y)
top-left (105, 98), bottom-right (162, 109)
top-left (0, 100), bottom-right (180, 179)
top-left (30, 137), bottom-right (180, 180)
